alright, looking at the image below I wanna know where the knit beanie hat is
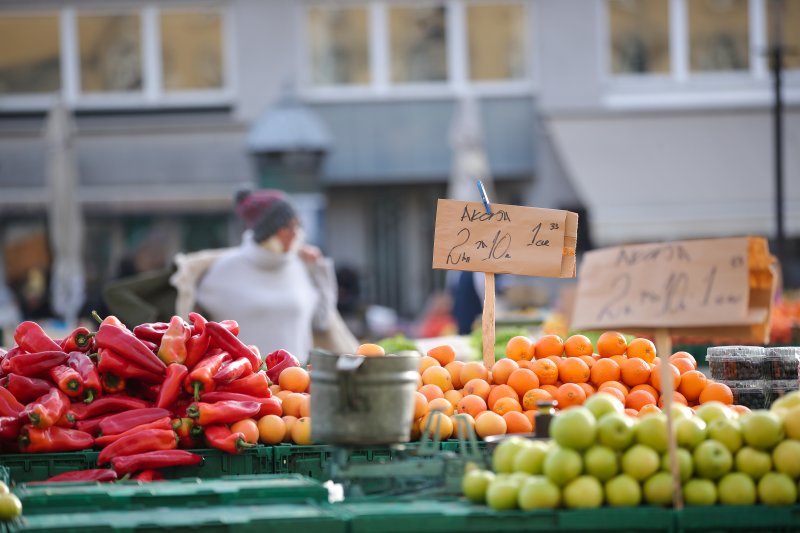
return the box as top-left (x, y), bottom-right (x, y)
top-left (235, 189), bottom-right (297, 243)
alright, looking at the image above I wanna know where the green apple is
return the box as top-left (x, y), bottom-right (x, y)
top-left (493, 436), bottom-right (533, 473)
top-left (770, 390), bottom-right (800, 413)
top-left (643, 472), bottom-right (674, 505)
top-left (693, 440), bottom-right (733, 480)
top-left (584, 393), bottom-right (624, 420)
top-left (486, 479), bottom-right (520, 511)
top-left (670, 403), bottom-right (695, 420)
top-left (550, 408), bottom-right (597, 451)
top-left (735, 447), bottom-right (772, 481)
top-left (517, 476), bottom-right (561, 510)
top-left (708, 418), bottom-right (743, 453)
top-left (683, 479), bottom-right (718, 506)
top-left (758, 472), bottom-right (798, 506)
top-left (781, 405), bottom-right (800, 440)
top-left (604, 474), bottom-right (641, 507)
top-left (717, 472), bottom-right (757, 505)
top-left (512, 440), bottom-right (550, 475)
top-left (695, 402), bottom-right (734, 424)
top-left (596, 412), bottom-right (636, 451)
top-left (584, 445), bottom-right (619, 482)
top-left (662, 448), bottom-right (693, 482)
top-left (543, 446), bottom-right (583, 487)
top-left (563, 476), bottom-right (604, 508)
top-left (772, 439), bottom-right (800, 478)
top-left (635, 414), bottom-right (668, 453)
top-left (508, 472), bottom-right (532, 489)
top-left (621, 444), bottom-right (660, 481)
top-left (676, 417), bottom-right (707, 450)
top-left (462, 469), bottom-right (495, 504)
top-left (740, 410), bottom-right (784, 450)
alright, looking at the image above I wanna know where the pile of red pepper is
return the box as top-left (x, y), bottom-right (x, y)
top-left (0, 312), bottom-right (300, 483)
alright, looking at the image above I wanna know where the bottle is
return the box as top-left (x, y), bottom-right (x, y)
top-left (534, 400), bottom-right (557, 439)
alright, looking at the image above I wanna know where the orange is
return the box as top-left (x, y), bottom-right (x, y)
top-left (422, 366), bottom-right (454, 392)
top-left (559, 357), bottom-right (591, 384)
top-left (291, 417), bottom-right (313, 445)
top-left (670, 358), bottom-right (695, 375)
top-left (730, 405), bottom-right (751, 416)
top-left (475, 411), bottom-right (507, 438)
top-left (257, 415), bottom-right (286, 444)
top-left (444, 361), bottom-right (465, 389)
top-left (298, 395), bottom-right (311, 418)
top-left (418, 384), bottom-right (445, 402)
top-left (491, 358), bottom-right (519, 385)
top-left (275, 390), bottom-right (293, 402)
top-left (492, 396), bottom-right (523, 416)
top-left (356, 343), bottom-right (385, 356)
top-left (522, 388), bottom-right (554, 410)
top-left (444, 389), bottom-right (463, 408)
top-left (624, 408), bottom-right (639, 418)
top-left (427, 345), bottom-right (456, 366)
top-left (523, 410), bottom-right (537, 430)
top-left (626, 390), bottom-right (656, 411)
top-left (657, 392), bottom-right (688, 407)
top-left (627, 338), bottom-right (656, 364)
top-left (669, 351), bottom-right (697, 368)
top-left (505, 336), bottom-right (534, 361)
top-left (506, 369), bottom-right (540, 397)
top-left (463, 378), bottom-right (491, 401)
top-left (428, 397), bottom-right (455, 416)
top-left (517, 359), bottom-right (536, 371)
top-left (564, 334), bottom-right (593, 357)
top-left (579, 355), bottom-right (596, 369)
top-left (282, 416), bottom-right (298, 443)
top-left (414, 391), bottom-right (429, 419)
top-left (419, 356), bottom-right (441, 374)
top-left (531, 358), bottom-right (559, 386)
top-left (269, 384), bottom-right (281, 396)
top-left (597, 331), bottom-right (628, 357)
top-left (601, 386), bottom-right (626, 404)
top-left (231, 419), bottom-right (260, 444)
top-left (451, 413), bottom-right (476, 437)
top-left (650, 363), bottom-right (681, 393)
top-left (487, 384), bottom-right (519, 410)
top-left (699, 382), bottom-right (733, 405)
top-left (281, 393), bottom-right (307, 417)
top-left (457, 394), bottom-right (488, 418)
top-left (677, 371), bottom-right (708, 403)
top-left (534, 335), bottom-right (564, 359)
top-left (556, 383), bottom-right (587, 409)
top-left (598, 380), bottom-right (629, 398)
top-left (630, 384), bottom-right (659, 399)
top-left (420, 411), bottom-right (454, 440)
top-left (610, 354), bottom-right (628, 368)
top-left (578, 383), bottom-right (596, 397)
top-left (590, 358), bottom-right (621, 387)
top-left (638, 404), bottom-right (661, 417)
top-left (503, 411), bottom-right (533, 434)
top-left (541, 384), bottom-right (559, 397)
top-left (620, 357), bottom-right (651, 387)
top-left (279, 367), bottom-right (310, 393)
top-left (460, 362), bottom-right (489, 385)
top-left (547, 356), bottom-right (565, 370)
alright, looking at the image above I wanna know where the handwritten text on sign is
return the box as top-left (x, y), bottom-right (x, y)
top-left (432, 200), bottom-right (571, 277)
top-left (571, 238), bottom-right (750, 330)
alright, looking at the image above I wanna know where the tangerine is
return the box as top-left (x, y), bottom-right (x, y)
top-left (556, 383), bottom-right (587, 408)
top-left (278, 367), bottom-right (310, 393)
top-left (419, 356), bottom-right (441, 374)
top-left (627, 338), bottom-right (656, 363)
top-left (503, 411), bottom-right (533, 434)
top-left (669, 351), bottom-right (697, 368)
top-left (506, 336), bottom-right (534, 361)
top-left (445, 361), bottom-right (466, 389)
top-left (414, 391), bottom-right (429, 419)
top-left (491, 358), bottom-right (520, 385)
top-left (564, 334), bottom-right (593, 357)
top-left (534, 335), bottom-right (564, 359)
top-left (460, 362), bottom-right (489, 384)
top-left (626, 390), bottom-right (656, 411)
top-left (356, 343), bottom-right (385, 356)
top-left (444, 389), bottom-right (463, 408)
top-left (597, 331), bottom-right (628, 357)
top-left (257, 415), bottom-right (286, 445)
top-left (428, 397), bottom-right (455, 416)
top-left (531, 358), bottom-right (559, 386)
top-left (487, 384), bottom-right (519, 410)
top-left (492, 396), bottom-right (523, 415)
top-left (506, 368), bottom-right (540, 397)
top-left (427, 345), bottom-right (456, 366)
top-left (475, 411), bottom-right (507, 438)
top-left (422, 365), bottom-right (454, 392)
top-left (522, 388), bottom-right (554, 410)
top-left (620, 357), bottom-right (651, 387)
top-left (590, 358), bottom-right (621, 386)
top-left (677, 371), bottom-right (708, 403)
top-left (291, 417), bottom-right (313, 445)
top-left (457, 394), bottom-right (488, 418)
top-left (650, 363), bottom-right (681, 392)
top-left (559, 357), bottom-right (590, 384)
top-left (463, 378), bottom-right (491, 401)
top-left (699, 382), bottom-right (733, 405)
top-left (418, 384), bottom-right (445, 402)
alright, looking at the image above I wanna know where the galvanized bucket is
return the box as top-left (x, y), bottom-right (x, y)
top-left (309, 350), bottom-right (420, 446)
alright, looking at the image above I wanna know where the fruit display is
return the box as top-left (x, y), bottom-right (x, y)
top-left (463, 389), bottom-right (800, 510)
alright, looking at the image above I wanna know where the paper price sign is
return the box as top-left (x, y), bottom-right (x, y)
top-left (432, 200), bottom-right (577, 278)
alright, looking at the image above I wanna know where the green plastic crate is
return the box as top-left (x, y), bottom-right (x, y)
top-left (677, 505), bottom-right (800, 532)
top-left (0, 452), bottom-right (99, 484)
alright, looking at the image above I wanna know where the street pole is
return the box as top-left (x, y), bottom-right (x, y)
top-left (770, 0), bottom-right (786, 270)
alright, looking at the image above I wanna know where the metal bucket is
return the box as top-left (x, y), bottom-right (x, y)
top-left (310, 350), bottom-right (420, 446)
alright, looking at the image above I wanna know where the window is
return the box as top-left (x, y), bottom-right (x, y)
top-left (389, 5), bottom-right (448, 83)
top-left (78, 14), bottom-right (142, 92)
top-left (467, 3), bottom-right (526, 81)
top-left (608, 0), bottom-right (670, 74)
top-left (688, 0), bottom-right (750, 72)
top-left (0, 14), bottom-right (61, 94)
top-left (160, 11), bottom-right (224, 91)
top-left (307, 6), bottom-right (370, 86)
top-left (768, 0), bottom-right (800, 70)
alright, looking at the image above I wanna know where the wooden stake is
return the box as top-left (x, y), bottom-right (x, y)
top-left (482, 273), bottom-right (496, 370)
top-left (655, 328), bottom-right (683, 510)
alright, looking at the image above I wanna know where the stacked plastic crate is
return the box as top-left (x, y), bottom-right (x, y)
top-left (707, 346), bottom-right (800, 409)
top-left (763, 347), bottom-right (800, 405)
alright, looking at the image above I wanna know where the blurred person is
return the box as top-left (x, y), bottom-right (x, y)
top-left (415, 291), bottom-right (456, 339)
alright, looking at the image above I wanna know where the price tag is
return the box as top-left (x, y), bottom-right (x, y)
top-left (432, 199), bottom-right (576, 278)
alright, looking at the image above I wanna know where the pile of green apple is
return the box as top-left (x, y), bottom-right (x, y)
top-left (462, 391), bottom-right (800, 511)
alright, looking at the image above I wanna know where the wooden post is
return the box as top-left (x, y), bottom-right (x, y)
top-left (655, 328), bottom-right (683, 510)
top-left (482, 273), bottom-right (496, 370)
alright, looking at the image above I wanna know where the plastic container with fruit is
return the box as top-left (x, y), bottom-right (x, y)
top-left (763, 347), bottom-right (800, 381)
top-left (717, 380), bottom-right (767, 410)
top-left (765, 379), bottom-right (800, 407)
top-left (706, 346), bottom-right (765, 381)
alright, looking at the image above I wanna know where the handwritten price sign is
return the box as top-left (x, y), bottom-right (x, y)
top-left (432, 200), bottom-right (577, 278)
top-left (571, 238), bottom-right (752, 330)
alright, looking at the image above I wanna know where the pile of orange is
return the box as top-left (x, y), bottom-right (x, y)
top-left (257, 366), bottom-right (313, 445)
top-left (414, 332), bottom-right (743, 440)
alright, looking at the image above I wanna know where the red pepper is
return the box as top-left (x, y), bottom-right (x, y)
top-left (170, 398), bottom-right (192, 419)
top-left (101, 373), bottom-right (126, 394)
top-left (60, 327), bottom-right (94, 353)
top-left (75, 416), bottom-right (108, 436)
top-left (7, 350), bottom-right (68, 377)
top-left (203, 424), bottom-right (254, 455)
top-left (183, 352), bottom-right (230, 400)
top-left (265, 349), bottom-right (300, 384)
top-left (156, 364), bottom-right (188, 409)
top-left (97, 348), bottom-right (163, 383)
top-left (2, 374), bottom-right (52, 404)
top-left (111, 449), bottom-right (202, 476)
top-left (213, 358), bottom-right (253, 385)
top-left (37, 469), bottom-right (118, 484)
top-left (0, 416), bottom-right (21, 440)
top-left (67, 352), bottom-right (102, 403)
top-left (157, 316), bottom-right (189, 365)
top-left (0, 386), bottom-right (24, 417)
top-left (219, 320), bottom-right (240, 336)
top-left (206, 322), bottom-right (261, 374)
top-left (133, 469), bottom-right (164, 482)
top-left (69, 395), bottom-right (150, 421)
top-left (49, 365), bottom-right (84, 398)
top-left (92, 311), bottom-right (127, 329)
top-left (216, 372), bottom-right (270, 397)
top-left (171, 417), bottom-right (199, 448)
top-left (94, 417), bottom-right (172, 447)
top-left (185, 313), bottom-right (210, 370)
top-left (248, 345), bottom-right (264, 371)
top-left (19, 425), bottom-right (94, 453)
top-left (200, 392), bottom-right (281, 418)
top-left (133, 322), bottom-right (170, 344)
top-left (125, 381), bottom-right (161, 402)
top-left (186, 400), bottom-right (261, 426)
top-left (55, 411), bottom-right (76, 428)
top-left (23, 389), bottom-right (69, 428)
top-left (99, 408), bottom-right (171, 436)
top-left (98, 428), bottom-right (177, 465)
top-left (14, 321), bottom-right (62, 353)
top-left (95, 324), bottom-right (166, 376)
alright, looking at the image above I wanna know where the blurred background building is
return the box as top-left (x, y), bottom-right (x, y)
top-left (0, 0), bottom-right (798, 326)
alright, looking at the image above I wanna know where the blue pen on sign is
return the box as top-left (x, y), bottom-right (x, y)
top-left (477, 180), bottom-right (492, 215)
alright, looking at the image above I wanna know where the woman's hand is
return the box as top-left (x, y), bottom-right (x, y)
top-left (299, 244), bottom-right (322, 263)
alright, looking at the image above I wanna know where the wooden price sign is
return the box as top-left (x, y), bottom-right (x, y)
top-left (433, 199), bottom-right (578, 368)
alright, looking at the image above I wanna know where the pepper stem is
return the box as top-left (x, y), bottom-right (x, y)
top-left (91, 310), bottom-right (104, 325)
top-left (193, 382), bottom-right (201, 402)
top-left (84, 390), bottom-right (95, 404)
